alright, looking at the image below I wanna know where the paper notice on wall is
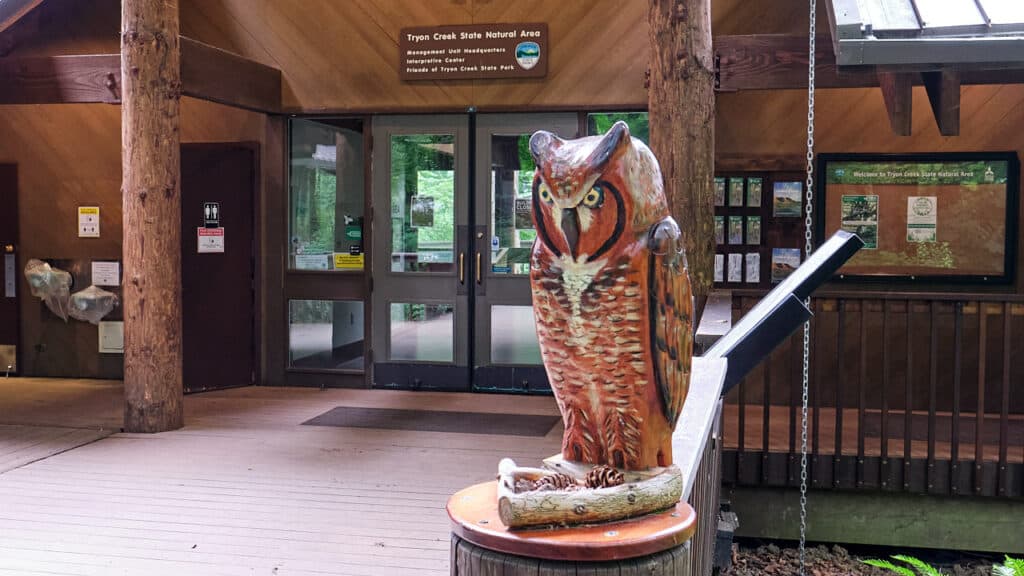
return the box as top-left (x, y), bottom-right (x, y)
top-left (197, 227), bottom-right (225, 253)
top-left (907, 196), bottom-right (937, 243)
top-left (78, 206), bottom-right (100, 238)
top-left (295, 254), bottom-right (330, 270)
top-left (91, 261), bottom-right (120, 287)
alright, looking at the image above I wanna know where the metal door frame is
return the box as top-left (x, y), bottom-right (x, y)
top-left (370, 115), bottom-right (471, 391)
top-left (471, 114), bottom-right (577, 392)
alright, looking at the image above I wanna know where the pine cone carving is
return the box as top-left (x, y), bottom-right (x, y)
top-left (514, 479), bottom-right (537, 493)
top-left (585, 465), bottom-right (625, 489)
top-left (534, 472), bottom-right (580, 491)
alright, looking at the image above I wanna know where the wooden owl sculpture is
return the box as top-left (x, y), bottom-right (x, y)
top-left (529, 121), bottom-right (693, 471)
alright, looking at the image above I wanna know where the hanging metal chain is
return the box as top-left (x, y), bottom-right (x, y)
top-left (799, 0), bottom-right (816, 573)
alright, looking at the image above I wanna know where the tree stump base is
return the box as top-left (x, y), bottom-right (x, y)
top-left (447, 481), bottom-right (696, 574)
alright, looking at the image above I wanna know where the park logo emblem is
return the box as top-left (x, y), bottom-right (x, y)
top-left (515, 41), bottom-right (540, 70)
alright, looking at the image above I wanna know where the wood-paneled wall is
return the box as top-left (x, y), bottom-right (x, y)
top-left (0, 98), bottom-right (264, 378)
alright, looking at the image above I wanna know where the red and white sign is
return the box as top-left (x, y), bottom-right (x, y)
top-left (197, 227), bottom-right (225, 253)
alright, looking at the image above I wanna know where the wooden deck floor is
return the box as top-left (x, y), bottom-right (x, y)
top-left (0, 379), bottom-right (563, 576)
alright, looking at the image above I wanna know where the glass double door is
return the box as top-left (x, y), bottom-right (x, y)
top-left (371, 114), bottom-right (577, 392)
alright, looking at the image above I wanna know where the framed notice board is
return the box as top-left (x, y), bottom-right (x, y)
top-left (817, 152), bottom-right (1020, 284)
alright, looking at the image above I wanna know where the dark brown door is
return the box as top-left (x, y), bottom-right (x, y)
top-left (0, 165), bottom-right (18, 375)
top-left (180, 144), bottom-right (256, 392)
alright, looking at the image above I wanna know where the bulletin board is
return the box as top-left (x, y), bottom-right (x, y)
top-left (712, 171), bottom-right (809, 290)
top-left (816, 153), bottom-right (1020, 284)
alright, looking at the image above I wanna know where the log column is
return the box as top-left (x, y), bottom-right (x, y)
top-left (121, 0), bottom-right (183, 432)
top-left (648, 0), bottom-right (715, 321)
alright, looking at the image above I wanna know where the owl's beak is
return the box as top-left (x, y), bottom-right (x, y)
top-left (561, 208), bottom-right (580, 258)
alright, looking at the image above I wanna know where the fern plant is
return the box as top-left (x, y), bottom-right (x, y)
top-left (862, 555), bottom-right (945, 576)
top-left (993, 556), bottom-right (1024, 576)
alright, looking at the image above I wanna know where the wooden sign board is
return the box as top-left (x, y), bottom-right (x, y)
top-left (399, 23), bottom-right (548, 81)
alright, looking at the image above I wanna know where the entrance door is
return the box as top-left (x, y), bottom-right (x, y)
top-left (180, 143), bottom-right (257, 392)
top-left (371, 114), bottom-right (577, 392)
top-left (0, 165), bottom-right (17, 375)
top-left (472, 114), bottom-right (577, 392)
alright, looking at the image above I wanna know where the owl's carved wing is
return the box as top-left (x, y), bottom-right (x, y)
top-left (648, 217), bottom-right (694, 426)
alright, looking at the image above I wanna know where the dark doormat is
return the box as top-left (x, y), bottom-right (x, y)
top-left (302, 407), bottom-right (561, 437)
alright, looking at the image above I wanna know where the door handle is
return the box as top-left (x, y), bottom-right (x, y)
top-left (476, 252), bottom-right (482, 284)
top-left (458, 252), bottom-right (465, 284)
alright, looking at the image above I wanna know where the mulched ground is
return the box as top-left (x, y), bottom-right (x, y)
top-left (722, 541), bottom-right (996, 576)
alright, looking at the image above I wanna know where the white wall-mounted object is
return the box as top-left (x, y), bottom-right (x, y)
top-left (98, 321), bottom-right (124, 354)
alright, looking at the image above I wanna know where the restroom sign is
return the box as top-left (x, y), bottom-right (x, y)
top-left (204, 202), bottom-right (220, 228)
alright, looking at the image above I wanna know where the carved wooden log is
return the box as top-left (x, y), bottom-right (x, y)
top-left (497, 458), bottom-right (682, 529)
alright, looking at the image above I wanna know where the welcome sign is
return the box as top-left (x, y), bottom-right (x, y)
top-left (399, 23), bottom-right (548, 81)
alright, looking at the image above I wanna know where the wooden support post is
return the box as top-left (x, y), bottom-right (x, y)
top-left (648, 0), bottom-right (715, 321)
top-left (121, 0), bottom-right (184, 433)
top-left (922, 69), bottom-right (961, 136)
top-left (878, 72), bottom-right (914, 136)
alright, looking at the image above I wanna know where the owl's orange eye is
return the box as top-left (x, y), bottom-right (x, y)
top-left (538, 184), bottom-right (553, 204)
top-left (582, 186), bottom-right (604, 208)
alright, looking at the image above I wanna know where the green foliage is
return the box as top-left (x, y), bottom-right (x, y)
top-left (994, 556), bottom-right (1024, 576)
top-left (587, 112), bottom-right (650, 145)
top-left (862, 555), bottom-right (945, 576)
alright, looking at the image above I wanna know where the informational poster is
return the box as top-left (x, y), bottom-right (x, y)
top-left (727, 253), bottom-right (742, 283)
top-left (294, 254), bottom-right (330, 270)
top-left (514, 197), bottom-right (533, 229)
top-left (822, 155), bottom-right (1015, 280)
top-left (728, 178), bottom-right (745, 207)
top-left (746, 216), bottom-right (761, 245)
top-left (747, 177), bottom-right (763, 207)
top-left (840, 194), bottom-right (879, 249)
top-left (334, 253), bottom-right (365, 269)
top-left (714, 177), bottom-right (726, 207)
top-left (714, 254), bottom-right (724, 283)
top-left (197, 227), bottom-right (225, 253)
top-left (728, 216), bottom-right (743, 245)
top-left (410, 196), bottom-right (435, 228)
top-left (91, 261), bottom-right (120, 287)
top-left (771, 248), bottom-right (801, 283)
top-left (714, 216), bottom-right (725, 245)
top-left (745, 253), bottom-right (760, 283)
top-left (906, 196), bottom-right (937, 242)
top-left (78, 206), bottom-right (100, 238)
top-left (773, 182), bottom-right (802, 217)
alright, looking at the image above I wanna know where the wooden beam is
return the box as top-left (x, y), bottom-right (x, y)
top-left (715, 34), bottom-right (877, 91)
top-left (0, 37), bottom-right (279, 111)
top-left (180, 37), bottom-right (281, 113)
top-left (0, 0), bottom-right (43, 35)
top-left (878, 72), bottom-right (914, 136)
top-left (715, 34), bottom-right (1024, 91)
top-left (121, 0), bottom-right (184, 433)
top-left (0, 54), bottom-right (120, 104)
top-left (923, 70), bottom-right (961, 136)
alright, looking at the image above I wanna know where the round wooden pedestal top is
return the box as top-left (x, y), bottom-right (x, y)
top-left (446, 481), bottom-right (696, 562)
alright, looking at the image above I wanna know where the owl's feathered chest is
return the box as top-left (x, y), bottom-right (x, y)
top-left (530, 241), bottom-right (651, 379)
